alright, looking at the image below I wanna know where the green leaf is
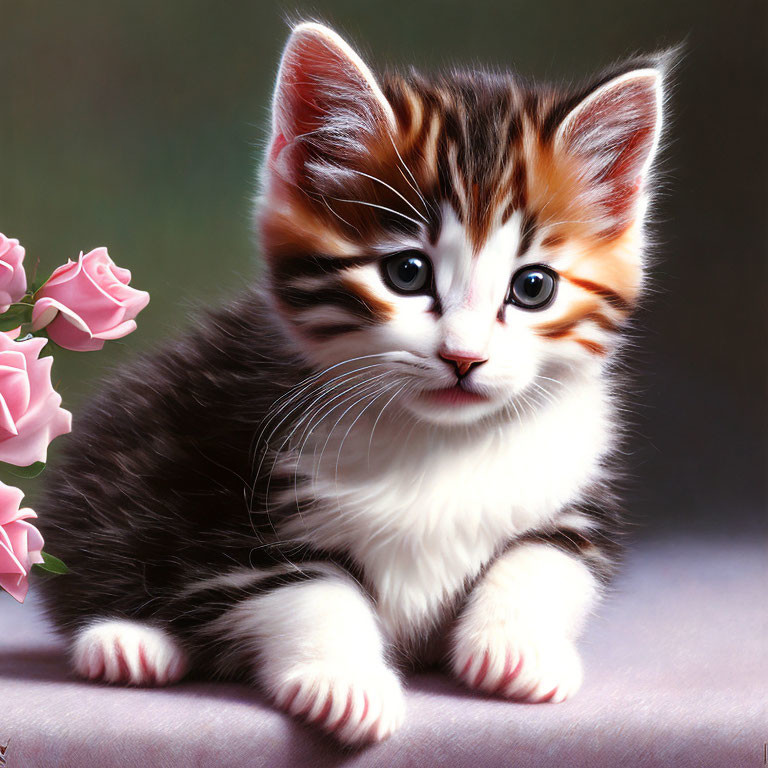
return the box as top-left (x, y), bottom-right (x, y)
top-left (1, 461), bottom-right (45, 478)
top-left (33, 551), bottom-right (69, 575)
top-left (0, 303), bottom-right (34, 331)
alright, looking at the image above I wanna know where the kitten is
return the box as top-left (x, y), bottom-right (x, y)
top-left (38, 22), bottom-right (667, 745)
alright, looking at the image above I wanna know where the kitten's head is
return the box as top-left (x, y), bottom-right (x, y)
top-left (257, 23), bottom-right (667, 426)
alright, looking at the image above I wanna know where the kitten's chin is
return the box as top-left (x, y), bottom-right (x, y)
top-left (403, 386), bottom-right (507, 426)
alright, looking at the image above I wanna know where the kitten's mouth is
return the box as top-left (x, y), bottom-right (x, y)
top-left (419, 384), bottom-right (491, 407)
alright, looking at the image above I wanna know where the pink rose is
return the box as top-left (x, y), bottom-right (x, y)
top-left (0, 482), bottom-right (44, 602)
top-left (32, 247), bottom-right (150, 352)
top-left (0, 234), bottom-right (27, 314)
top-left (0, 333), bottom-right (71, 466)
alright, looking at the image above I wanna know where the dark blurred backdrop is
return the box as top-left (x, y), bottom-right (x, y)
top-left (1, 0), bottom-right (765, 535)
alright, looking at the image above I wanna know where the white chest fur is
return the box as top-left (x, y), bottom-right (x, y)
top-left (279, 375), bottom-right (611, 643)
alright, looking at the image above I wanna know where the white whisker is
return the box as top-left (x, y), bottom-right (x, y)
top-left (319, 195), bottom-right (363, 236)
top-left (347, 169), bottom-right (429, 224)
top-left (328, 196), bottom-right (425, 230)
top-left (332, 380), bottom-right (403, 490)
top-left (388, 134), bottom-right (430, 211)
top-left (367, 381), bottom-right (410, 465)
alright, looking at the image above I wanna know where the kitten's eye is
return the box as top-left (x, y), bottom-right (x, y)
top-left (382, 251), bottom-right (432, 295)
top-left (507, 265), bottom-right (557, 310)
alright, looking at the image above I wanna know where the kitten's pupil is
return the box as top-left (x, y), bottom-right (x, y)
top-left (398, 258), bottom-right (421, 284)
top-left (523, 273), bottom-right (543, 298)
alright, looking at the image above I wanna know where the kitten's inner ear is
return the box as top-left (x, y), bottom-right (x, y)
top-left (555, 69), bottom-right (663, 222)
top-left (269, 22), bottom-right (395, 182)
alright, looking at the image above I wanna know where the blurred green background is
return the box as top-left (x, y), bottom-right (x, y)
top-left (1, 0), bottom-right (765, 532)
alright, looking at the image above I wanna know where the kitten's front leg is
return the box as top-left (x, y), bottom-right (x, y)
top-left (213, 565), bottom-right (405, 745)
top-left (450, 541), bottom-right (599, 703)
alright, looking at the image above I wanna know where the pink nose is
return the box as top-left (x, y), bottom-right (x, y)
top-left (438, 350), bottom-right (488, 378)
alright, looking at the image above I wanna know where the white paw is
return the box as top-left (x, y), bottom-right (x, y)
top-left (270, 662), bottom-right (405, 745)
top-left (452, 631), bottom-right (583, 703)
top-left (72, 619), bottom-right (188, 686)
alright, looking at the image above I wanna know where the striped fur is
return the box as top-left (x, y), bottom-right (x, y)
top-left (37, 22), bottom-right (669, 746)
top-left (260, 29), bottom-right (668, 361)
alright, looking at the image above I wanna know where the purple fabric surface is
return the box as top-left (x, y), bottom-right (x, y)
top-left (2, 538), bottom-right (765, 768)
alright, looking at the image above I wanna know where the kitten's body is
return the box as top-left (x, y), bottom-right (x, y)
top-left (38, 23), bottom-right (666, 744)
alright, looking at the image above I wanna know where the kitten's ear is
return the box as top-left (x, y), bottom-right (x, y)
top-left (268, 22), bottom-right (395, 183)
top-left (554, 65), bottom-right (664, 226)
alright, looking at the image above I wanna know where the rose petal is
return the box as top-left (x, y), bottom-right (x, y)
top-left (0, 395), bottom-right (19, 439)
top-left (44, 314), bottom-right (104, 352)
top-left (0, 389), bottom-right (72, 465)
top-left (35, 247), bottom-right (148, 347)
top-left (0, 538), bottom-right (26, 577)
top-left (41, 270), bottom-right (125, 332)
top-left (0, 334), bottom-right (72, 465)
top-left (0, 483), bottom-right (40, 604)
top-left (4, 518), bottom-right (42, 568)
top-left (0, 571), bottom-right (30, 602)
top-left (41, 258), bottom-right (80, 289)
top-left (32, 296), bottom-right (93, 333)
top-left (0, 350), bottom-right (31, 420)
top-left (0, 235), bottom-right (27, 313)
top-left (92, 319), bottom-right (138, 341)
top-left (0, 485), bottom-right (26, 526)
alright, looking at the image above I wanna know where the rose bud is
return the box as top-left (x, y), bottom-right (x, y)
top-left (32, 247), bottom-right (149, 352)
